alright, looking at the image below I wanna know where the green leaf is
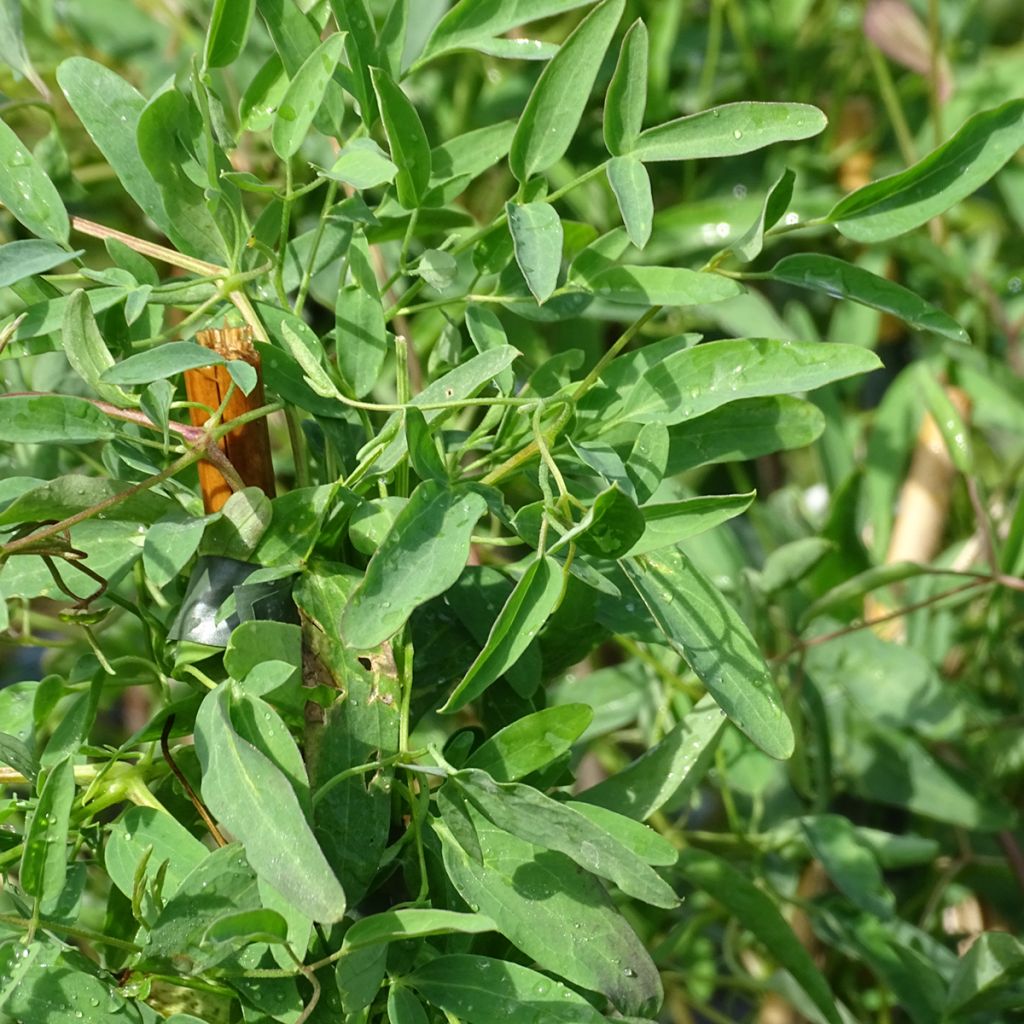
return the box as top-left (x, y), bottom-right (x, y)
top-left (342, 481), bottom-right (488, 648)
top-left (0, 475), bottom-right (170, 529)
top-left (801, 814), bottom-right (894, 920)
top-left (417, 248), bottom-right (458, 291)
top-left (627, 493), bottom-right (754, 557)
top-left (830, 98), bottom-right (1024, 242)
top-left (143, 514), bottom-right (208, 587)
top-left (627, 421), bottom-right (669, 502)
top-left (437, 809), bottom-right (662, 1016)
top-left (0, 395), bottom-right (115, 445)
top-left (566, 802), bottom-right (677, 865)
top-left (506, 201), bottom-right (563, 303)
top-left (430, 120), bottom-right (517, 186)
top-left (343, 910), bottom-right (497, 951)
top-left (20, 757), bottom-right (74, 913)
top-left (666, 395), bottom-right (825, 474)
top-left (205, 0), bottom-right (256, 68)
top-left (371, 65), bottom-right (431, 208)
top-left (0, 117), bottom-right (69, 243)
top-left (144, 842), bottom-right (262, 968)
top-left (272, 32), bottom-right (347, 159)
top-left (406, 407), bottom-right (448, 483)
top-left (408, 955), bottom-right (607, 1024)
top-left (104, 806), bottom-right (208, 907)
top-left (917, 362), bottom-right (972, 471)
top-left (604, 18), bottom-right (648, 155)
top-left (634, 101), bottom-right (827, 163)
top-left (607, 156), bottom-right (654, 249)
top-left (336, 230), bottom-right (388, 398)
top-left (102, 340), bottom-right (228, 384)
top-left (621, 338), bottom-right (881, 426)
top-left (441, 555), bottom-right (564, 713)
top-left (0, 942), bottom-right (142, 1021)
top-left (329, 0), bottom-right (378, 120)
top-left (194, 683), bottom-right (347, 922)
top-left (622, 549), bottom-right (794, 759)
top-left (453, 768), bottom-right (680, 907)
top-left (945, 932), bottom-right (1024, 1019)
top-left (577, 694), bottom-right (725, 819)
top-left (204, 908), bottom-right (289, 946)
top-left (553, 485), bottom-right (646, 559)
top-left (56, 58), bottom-right (172, 241)
top-left (325, 138), bottom-right (398, 189)
top-left (768, 254), bottom-right (968, 342)
top-left (677, 848), bottom-right (842, 1024)
top-left (465, 304), bottom-right (514, 393)
top-left (0, 731), bottom-right (38, 783)
top-left (0, 240), bottom-right (81, 289)
top-left (420, 0), bottom-right (595, 64)
top-left (508, 0), bottom-right (626, 182)
top-left (587, 265), bottom-right (741, 306)
top-left (62, 290), bottom-right (136, 406)
top-left (389, 986), bottom-right (429, 1024)
top-left (297, 581), bottom-right (401, 902)
top-left (466, 704), bottom-right (592, 781)
top-left (727, 167), bottom-right (794, 263)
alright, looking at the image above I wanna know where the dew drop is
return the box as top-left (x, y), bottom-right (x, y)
top-left (733, 129), bottom-right (743, 140)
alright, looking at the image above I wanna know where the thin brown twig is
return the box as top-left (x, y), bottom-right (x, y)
top-left (161, 715), bottom-right (226, 847)
top-left (773, 579), bottom-right (989, 662)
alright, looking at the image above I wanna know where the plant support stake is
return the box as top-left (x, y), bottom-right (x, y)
top-left (184, 326), bottom-right (276, 512)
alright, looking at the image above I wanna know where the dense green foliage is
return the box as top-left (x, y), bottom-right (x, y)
top-left (2, 1), bottom-right (1024, 1022)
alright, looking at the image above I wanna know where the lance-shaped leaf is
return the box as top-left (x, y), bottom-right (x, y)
top-left (0, 118), bottom-right (69, 244)
top-left (677, 848), bottom-right (842, 1024)
top-left (408, 955), bottom-right (608, 1024)
top-left (57, 59), bottom-right (178, 243)
top-left (419, 0), bottom-right (595, 65)
top-left (194, 683), bottom-right (347, 922)
top-left (466, 704), bottom-right (592, 781)
top-left (20, 757), bottom-right (74, 913)
top-left (453, 768), bottom-right (679, 907)
top-left (205, 0), bottom-right (257, 68)
top-left (272, 32), bottom-right (347, 159)
top-left (371, 66), bottom-right (431, 208)
top-left (343, 909), bottom-right (497, 951)
top-left (578, 694), bottom-right (725, 818)
top-left (509, 0), bottom-right (626, 182)
top-left (586, 265), bottom-right (741, 306)
top-left (343, 481), bottom-right (488, 648)
top-left (727, 167), bottom-right (794, 263)
top-left (604, 18), bottom-right (648, 154)
top-left (628, 492), bottom-right (755, 556)
top-left (607, 156), bottom-right (654, 248)
top-left (0, 395), bottom-right (115, 445)
top-left (441, 555), bottom-right (563, 713)
top-left (830, 98), bottom-right (1024, 242)
top-left (0, 240), bottom-right (81, 289)
top-left (620, 338), bottom-right (881, 426)
top-left (634, 101), bottom-right (826, 162)
top-left (622, 549), bottom-right (794, 759)
top-left (666, 395), bottom-right (825, 474)
top-left (507, 202), bottom-right (563, 303)
top-left (437, 809), bottom-right (662, 1017)
top-left (768, 254), bottom-right (968, 342)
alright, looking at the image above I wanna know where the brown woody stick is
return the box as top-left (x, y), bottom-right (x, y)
top-left (184, 327), bottom-right (275, 513)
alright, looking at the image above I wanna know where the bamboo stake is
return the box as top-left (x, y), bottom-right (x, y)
top-left (184, 326), bottom-right (275, 513)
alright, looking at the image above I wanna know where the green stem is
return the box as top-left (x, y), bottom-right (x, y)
top-left (866, 41), bottom-right (917, 166)
top-left (572, 305), bottom-right (662, 402)
top-left (294, 181), bottom-right (339, 317)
